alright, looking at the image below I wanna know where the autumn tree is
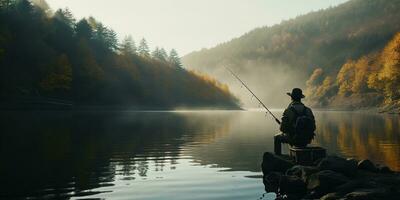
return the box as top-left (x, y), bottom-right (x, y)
top-left (0, 0), bottom-right (239, 109)
top-left (370, 32), bottom-right (400, 102)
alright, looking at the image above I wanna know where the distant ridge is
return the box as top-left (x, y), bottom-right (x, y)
top-left (182, 0), bottom-right (400, 107)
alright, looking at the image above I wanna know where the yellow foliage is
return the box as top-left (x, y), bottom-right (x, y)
top-left (337, 60), bottom-right (355, 96)
top-left (306, 32), bottom-right (400, 107)
top-left (375, 32), bottom-right (400, 102)
top-left (188, 70), bottom-right (231, 94)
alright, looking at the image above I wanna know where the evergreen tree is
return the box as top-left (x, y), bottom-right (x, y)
top-left (75, 19), bottom-right (93, 39)
top-left (0, 0), bottom-right (239, 109)
top-left (169, 49), bottom-right (182, 68)
top-left (152, 47), bottom-right (168, 62)
top-left (138, 38), bottom-right (150, 57)
top-left (54, 8), bottom-right (75, 28)
top-left (151, 46), bottom-right (159, 58)
top-left (159, 48), bottom-right (168, 62)
top-left (120, 35), bottom-right (137, 55)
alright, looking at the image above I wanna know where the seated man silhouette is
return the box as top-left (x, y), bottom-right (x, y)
top-left (274, 88), bottom-right (316, 155)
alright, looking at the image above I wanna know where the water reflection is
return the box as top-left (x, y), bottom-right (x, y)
top-left (0, 110), bottom-right (399, 199)
top-left (0, 111), bottom-right (238, 199)
top-left (314, 111), bottom-right (400, 171)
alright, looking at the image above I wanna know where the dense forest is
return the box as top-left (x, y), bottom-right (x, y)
top-left (0, 0), bottom-right (239, 109)
top-left (306, 32), bottom-right (400, 110)
top-left (182, 0), bottom-right (400, 108)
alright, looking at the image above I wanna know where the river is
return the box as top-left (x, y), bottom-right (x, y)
top-left (0, 110), bottom-right (399, 199)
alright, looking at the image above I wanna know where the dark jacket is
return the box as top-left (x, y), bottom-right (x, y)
top-left (280, 101), bottom-right (316, 142)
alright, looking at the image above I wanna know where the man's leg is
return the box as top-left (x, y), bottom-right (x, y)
top-left (274, 133), bottom-right (289, 155)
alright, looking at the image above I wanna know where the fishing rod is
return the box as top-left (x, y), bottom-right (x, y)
top-left (225, 67), bottom-right (281, 125)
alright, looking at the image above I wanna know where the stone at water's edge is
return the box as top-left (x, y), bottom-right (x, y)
top-left (261, 152), bottom-right (294, 174)
top-left (307, 170), bottom-right (349, 192)
top-left (261, 152), bottom-right (400, 199)
top-left (317, 156), bottom-right (358, 177)
top-left (357, 159), bottom-right (378, 173)
top-left (286, 165), bottom-right (319, 183)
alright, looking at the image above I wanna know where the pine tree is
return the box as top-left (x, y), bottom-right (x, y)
top-left (159, 48), bottom-right (168, 62)
top-left (75, 19), bottom-right (93, 39)
top-left (151, 47), bottom-right (161, 59)
top-left (169, 49), bottom-right (182, 68)
top-left (138, 38), bottom-right (150, 57)
top-left (120, 35), bottom-right (137, 55)
top-left (54, 8), bottom-right (76, 28)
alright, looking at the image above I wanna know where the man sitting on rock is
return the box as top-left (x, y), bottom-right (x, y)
top-left (274, 88), bottom-right (316, 155)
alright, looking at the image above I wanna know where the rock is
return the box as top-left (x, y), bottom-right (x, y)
top-left (308, 170), bottom-right (350, 193)
top-left (286, 165), bottom-right (319, 183)
top-left (375, 164), bottom-right (393, 174)
top-left (320, 192), bottom-right (342, 200)
top-left (302, 190), bottom-right (325, 199)
top-left (373, 175), bottom-right (400, 185)
top-left (279, 175), bottom-right (307, 197)
top-left (263, 172), bottom-right (307, 197)
top-left (357, 159), bottom-right (378, 173)
top-left (334, 180), bottom-right (370, 195)
top-left (263, 172), bottom-right (282, 193)
top-left (318, 156), bottom-right (357, 177)
top-left (343, 188), bottom-right (388, 200)
top-left (261, 152), bottom-right (294, 174)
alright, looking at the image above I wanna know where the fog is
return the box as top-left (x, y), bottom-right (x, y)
top-left (193, 61), bottom-right (307, 109)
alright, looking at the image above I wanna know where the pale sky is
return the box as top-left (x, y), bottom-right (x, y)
top-left (45, 0), bottom-right (349, 56)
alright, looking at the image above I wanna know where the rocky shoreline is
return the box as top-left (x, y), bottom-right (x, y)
top-left (261, 152), bottom-right (400, 199)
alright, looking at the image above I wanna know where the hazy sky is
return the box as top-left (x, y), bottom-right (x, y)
top-left (46, 0), bottom-right (349, 55)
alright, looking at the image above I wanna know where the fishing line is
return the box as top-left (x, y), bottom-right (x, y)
top-left (225, 67), bottom-right (281, 125)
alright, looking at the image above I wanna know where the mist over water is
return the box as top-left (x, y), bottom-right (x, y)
top-left (189, 60), bottom-right (307, 108)
top-left (0, 110), bottom-right (399, 199)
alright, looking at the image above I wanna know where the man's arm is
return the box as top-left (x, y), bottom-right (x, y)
top-left (280, 109), bottom-right (291, 133)
top-left (306, 107), bottom-right (316, 132)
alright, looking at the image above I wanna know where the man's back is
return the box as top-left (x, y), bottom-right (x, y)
top-left (280, 101), bottom-right (316, 146)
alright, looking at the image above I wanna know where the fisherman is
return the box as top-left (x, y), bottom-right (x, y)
top-left (274, 88), bottom-right (316, 155)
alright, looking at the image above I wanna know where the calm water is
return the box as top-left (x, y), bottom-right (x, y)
top-left (0, 110), bottom-right (399, 199)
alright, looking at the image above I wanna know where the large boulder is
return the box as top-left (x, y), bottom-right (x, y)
top-left (279, 175), bottom-right (307, 197)
top-left (261, 152), bottom-right (294, 174)
top-left (357, 159), bottom-right (378, 173)
top-left (318, 156), bottom-right (357, 176)
top-left (308, 170), bottom-right (349, 193)
top-left (263, 172), bottom-right (282, 193)
top-left (286, 165), bottom-right (319, 183)
top-left (263, 172), bottom-right (307, 199)
top-left (375, 164), bottom-right (393, 174)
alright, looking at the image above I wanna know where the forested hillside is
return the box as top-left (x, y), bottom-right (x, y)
top-left (0, 0), bottom-right (239, 109)
top-left (182, 0), bottom-right (400, 108)
top-left (306, 32), bottom-right (400, 111)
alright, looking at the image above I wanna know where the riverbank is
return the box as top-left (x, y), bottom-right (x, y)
top-left (0, 97), bottom-right (241, 111)
top-left (262, 152), bottom-right (400, 200)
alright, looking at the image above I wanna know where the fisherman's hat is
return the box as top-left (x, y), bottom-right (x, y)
top-left (287, 88), bottom-right (305, 99)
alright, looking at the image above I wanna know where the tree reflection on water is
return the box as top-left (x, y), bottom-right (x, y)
top-left (0, 111), bottom-right (399, 199)
top-left (314, 111), bottom-right (400, 171)
top-left (0, 111), bottom-right (234, 199)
